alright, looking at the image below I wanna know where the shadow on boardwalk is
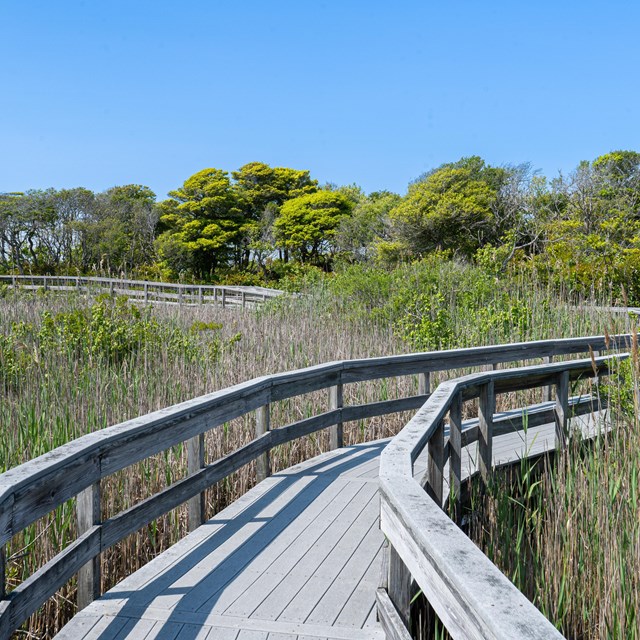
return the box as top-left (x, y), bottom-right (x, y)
top-left (66, 441), bottom-right (387, 640)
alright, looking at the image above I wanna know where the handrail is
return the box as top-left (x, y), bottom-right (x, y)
top-left (378, 355), bottom-right (626, 640)
top-left (0, 334), bottom-right (633, 638)
top-left (0, 275), bottom-right (285, 307)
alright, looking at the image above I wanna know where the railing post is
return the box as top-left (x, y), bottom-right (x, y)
top-left (543, 355), bottom-right (553, 402)
top-left (187, 434), bottom-right (206, 531)
top-left (178, 286), bottom-right (184, 306)
top-left (43, 276), bottom-right (48, 292)
top-left (143, 282), bottom-right (149, 303)
top-left (221, 289), bottom-right (226, 308)
top-left (77, 481), bottom-right (101, 609)
top-left (426, 419), bottom-right (444, 507)
top-left (255, 403), bottom-right (271, 482)
top-left (418, 371), bottom-right (430, 396)
top-left (109, 279), bottom-right (114, 296)
top-left (448, 392), bottom-right (463, 521)
top-left (478, 380), bottom-right (495, 484)
top-left (555, 370), bottom-right (570, 449)
top-left (329, 376), bottom-right (344, 450)
top-left (242, 291), bottom-right (246, 309)
top-left (388, 544), bottom-right (411, 629)
top-left (198, 286), bottom-right (203, 305)
top-left (0, 545), bottom-right (5, 600)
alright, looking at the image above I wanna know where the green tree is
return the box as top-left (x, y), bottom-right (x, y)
top-left (335, 190), bottom-right (401, 261)
top-left (390, 156), bottom-right (508, 258)
top-left (156, 168), bottom-right (244, 278)
top-left (274, 191), bottom-right (353, 264)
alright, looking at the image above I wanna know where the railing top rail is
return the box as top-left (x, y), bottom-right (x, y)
top-left (0, 275), bottom-right (285, 297)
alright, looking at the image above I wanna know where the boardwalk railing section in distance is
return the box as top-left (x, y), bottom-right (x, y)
top-left (0, 275), bottom-right (285, 308)
top-left (0, 334), bottom-right (633, 639)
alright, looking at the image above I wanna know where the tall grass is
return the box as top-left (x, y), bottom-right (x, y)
top-left (468, 354), bottom-right (640, 639)
top-left (0, 262), bottom-right (635, 638)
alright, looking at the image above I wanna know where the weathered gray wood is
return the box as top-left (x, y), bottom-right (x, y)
top-left (376, 589), bottom-right (413, 640)
top-left (187, 434), bottom-right (206, 531)
top-left (387, 545), bottom-right (411, 631)
top-left (448, 393), bottom-right (462, 518)
top-left (425, 420), bottom-right (444, 508)
top-left (342, 396), bottom-right (428, 423)
top-left (255, 404), bottom-right (271, 482)
top-left (417, 372), bottom-right (430, 396)
top-left (77, 482), bottom-right (102, 609)
top-left (222, 289), bottom-right (226, 308)
top-left (0, 336), bottom-right (628, 638)
top-left (0, 546), bottom-right (5, 600)
top-left (6, 526), bottom-right (101, 634)
top-left (379, 484), bottom-right (564, 640)
top-left (100, 433), bottom-right (272, 551)
top-left (478, 381), bottom-right (495, 483)
top-left (542, 355), bottom-right (553, 402)
top-left (555, 370), bottom-right (570, 448)
top-left (329, 381), bottom-right (344, 450)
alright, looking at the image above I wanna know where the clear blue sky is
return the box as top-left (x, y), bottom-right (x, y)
top-left (2, 1), bottom-right (639, 199)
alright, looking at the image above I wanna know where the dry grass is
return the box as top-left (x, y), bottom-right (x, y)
top-left (0, 282), bottom-right (635, 638)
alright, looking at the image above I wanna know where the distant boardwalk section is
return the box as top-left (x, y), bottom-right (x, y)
top-left (0, 275), bottom-right (285, 308)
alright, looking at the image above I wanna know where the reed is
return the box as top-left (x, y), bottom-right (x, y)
top-left (0, 265), bottom-right (635, 638)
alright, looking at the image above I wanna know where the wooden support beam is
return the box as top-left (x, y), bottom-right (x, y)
top-left (255, 404), bottom-right (271, 482)
top-left (448, 392), bottom-right (462, 521)
top-left (542, 355), bottom-right (553, 402)
top-left (555, 370), bottom-right (570, 448)
top-left (478, 380), bottom-right (495, 483)
top-left (329, 380), bottom-right (344, 450)
top-left (418, 371), bottom-right (430, 396)
top-left (76, 482), bottom-right (101, 609)
top-left (187, 434), bottom-right (206, 531)
top-left (426, 420), bottom-right (444, 507)
top-left (387, 544), bottom-right (411, 631)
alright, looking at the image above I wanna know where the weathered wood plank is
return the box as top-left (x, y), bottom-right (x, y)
top-left (77, 481), bottom-right (102, 609)
top-left (256, 404), bottom-right (271, 482)
top-left (187, 434), bottom-right (206, 532)
top-left (425, 420), bottom-right (444, 507)
top-left (6, 526), bottom-right (101, 632)
top-left (329, 382), bottom-right (344, 450)
top-left (375, 588), bottom-right (412, 640)
top-left (478, 381), bottom-right (495, 484)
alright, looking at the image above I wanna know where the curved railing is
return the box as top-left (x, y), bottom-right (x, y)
top-left (0, 334), bottom-right (632, 638)
top-left (378, 354), bottom-right (627, 640)
top-left (0, 275), bottom-right (284, 307)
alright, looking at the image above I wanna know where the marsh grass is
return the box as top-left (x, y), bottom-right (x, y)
top-left (0, 270), bottom-right (635, 638)
top-left (463, 353), bottom-right (640, 639)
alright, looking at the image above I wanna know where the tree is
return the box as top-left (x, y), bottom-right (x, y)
top-left (390, 156), bottom-right (508, 258)
top-left (274, 191), bottom-right (353, 264)
top-left (156, 168), bottom-right (244, 278)
top-left (232, 162), bottom-right (318, 219)
top-left (335, 190), bottom-right (401, 261)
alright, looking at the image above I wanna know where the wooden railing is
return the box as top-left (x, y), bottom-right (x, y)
top-left (377, 355), bottom-right (627, 640)
top-left (0, 334), bottom-right (632, 638)
top-left (0, 275), bottom-right (284, 307)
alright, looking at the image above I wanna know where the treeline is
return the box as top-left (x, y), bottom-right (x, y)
top-left (2, 152), bottom-right (639, 301)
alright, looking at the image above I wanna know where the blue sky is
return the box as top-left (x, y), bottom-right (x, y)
top-left (2, 1), bottom-right (639, 199)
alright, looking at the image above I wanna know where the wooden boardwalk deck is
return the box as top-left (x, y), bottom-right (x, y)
top-left (56, 410), bottom-right (606, 640)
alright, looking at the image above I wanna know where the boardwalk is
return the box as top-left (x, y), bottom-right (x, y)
top-left (56, 409), bottom-right (604, 640)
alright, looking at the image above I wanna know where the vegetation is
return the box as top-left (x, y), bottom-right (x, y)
top-left (2, 150), bottom-right (640, 638)
top-left (2, 150), bottom-right (640, 303)
top-left (0, 263), bottom-right (635, 638)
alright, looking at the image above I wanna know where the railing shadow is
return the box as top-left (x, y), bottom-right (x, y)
top-left (87, 441), bottom-right (387, 639)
